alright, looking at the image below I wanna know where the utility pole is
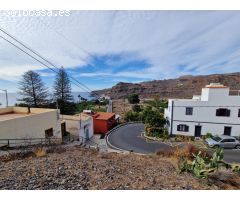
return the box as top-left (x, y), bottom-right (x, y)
top-left (0, 89), bottom-right (8, 107)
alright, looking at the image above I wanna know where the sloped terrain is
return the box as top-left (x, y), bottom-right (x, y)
top-left (93, 72), bottom-right (240, 99)
top-left (1, 146), bottom-right (237, 190)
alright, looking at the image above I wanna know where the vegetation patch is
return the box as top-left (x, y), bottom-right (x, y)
top-left (157, 144), bottom-right (240, 184)
top-left (179, 148), bottom-right (240, 178)
top-left (174, 135), bottom-right (195, 142)
top-left (127, 94), bottom-right (140, 104)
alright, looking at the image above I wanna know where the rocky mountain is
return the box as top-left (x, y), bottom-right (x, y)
top-left (93, 72), bottom-right (240, 99)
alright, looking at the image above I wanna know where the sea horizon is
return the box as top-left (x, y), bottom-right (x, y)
top-left (0, 92), bottom-right (93, 108)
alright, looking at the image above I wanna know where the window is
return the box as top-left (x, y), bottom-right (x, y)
top-left (185, 107), bottom-right (193, 115)
top-left (224, 126), bottom-right (232, 136)
top-left (216, 108), bottom-right (230, 117)
top-left (221, 139), bottom-right (235, 143)
top-left (238, 109), bottom-right (240, 117)
top-left (177, 124), bottom-right (189, 132)
top-left (45, 128), bottom-right (53, 138)
top-left (212, 136), bottom-right (221, 142)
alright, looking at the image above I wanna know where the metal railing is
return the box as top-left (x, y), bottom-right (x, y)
top-left (0, 137), bottom-right (62, 148)
top-left (63, 134), bottom-right (99, 148)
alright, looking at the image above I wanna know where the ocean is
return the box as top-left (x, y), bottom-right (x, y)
top-left (0, 92), bottom-right (93, 108)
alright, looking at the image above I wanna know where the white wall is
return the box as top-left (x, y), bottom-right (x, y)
top-left (171, 121), bottom-right (240, 137)
top-left (62, 115), bottom-right (93, 143)
top-left (165, 87), bottom-right (240, 137)
top-left (0, 109), bottom-right (62, 146)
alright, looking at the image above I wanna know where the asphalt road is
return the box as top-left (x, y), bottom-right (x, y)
top-left (107, 123), bottom-right (171, 154)
top-left (107, 123), bottom-right (240, 163)
top-left (222, 149), bottom-right (240, 163)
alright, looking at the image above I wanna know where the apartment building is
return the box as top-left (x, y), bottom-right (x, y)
top-left (164, 83), bottom-right (240, 137)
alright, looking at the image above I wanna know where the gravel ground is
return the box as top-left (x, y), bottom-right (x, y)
top-left (0, 146), bottom-right (234, 190)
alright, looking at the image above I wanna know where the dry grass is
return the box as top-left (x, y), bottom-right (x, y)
top-left (0, 146), bottom-right (66, 162)
top-left (1, 145), bottom-right (238, 189)
top-left (0, 147), bottom-right (215, 189)
top-left (156, 144), bottom-right (240, 189)
top-left (156, 144), bottom-right (211, 161)
top-left (0, 151), bottom-right (35, 162)
top-left (33, 148), bottom-right (46, 157)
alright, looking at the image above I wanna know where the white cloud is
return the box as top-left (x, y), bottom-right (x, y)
top-left (0, 11), bottom-right (240, 86)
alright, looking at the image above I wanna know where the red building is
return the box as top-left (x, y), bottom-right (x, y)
top-left (84, 111), bottom-right (118, 134)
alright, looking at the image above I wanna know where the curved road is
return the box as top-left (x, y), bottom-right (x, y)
top-left (107, 123), bottom-right (240, 163)
top-left (107, 123), bottom-right (171, 154)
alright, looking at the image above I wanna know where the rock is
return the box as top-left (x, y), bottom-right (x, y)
top-left (0, 146), bottom-right (223, 190)
top-left (93, 72), bottom-right (240, 99)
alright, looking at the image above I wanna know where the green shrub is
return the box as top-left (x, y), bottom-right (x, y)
top-left (179, 148), bottom-right (240, 178)
top-left (132, 104), bottom-right (142, 112)
top-left (190, 136), bottom-right (195, 141)
top-left (145, 126), bottom-right (169, 140)
top-left (206, 132), bottom-right (213, 138)
top-left (127, 94), bottom-right (140, 104)
top-left (124, 111), bottom-right (140, 122)
top-left (175, 135), bottom-right (195, 142)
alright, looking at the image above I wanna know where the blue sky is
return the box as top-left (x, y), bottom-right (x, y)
top-left (1, 11), bottom-right (240, 92)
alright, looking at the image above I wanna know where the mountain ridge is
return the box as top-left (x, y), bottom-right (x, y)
top-left (93, 72), bottom-right (240, 99)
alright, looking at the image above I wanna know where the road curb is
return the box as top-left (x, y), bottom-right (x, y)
top-left (106, 122), bottom-right (143, 153)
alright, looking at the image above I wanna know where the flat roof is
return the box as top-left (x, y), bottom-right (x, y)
top-left (93, 112), bottom-right (115, 120)
top-left (0, 113), bottom-right (34, 122)
top-left (61, 113), bottom-right (91, 121)
top-left (204, 86), bottom-right (229, 88)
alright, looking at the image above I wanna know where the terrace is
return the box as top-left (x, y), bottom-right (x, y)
top-left (0, 113), bottom-right (34, 122)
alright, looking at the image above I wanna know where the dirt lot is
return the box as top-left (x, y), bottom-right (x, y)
top-left (112, 99), bottom-right (132, 117)
top-left (0, 146), bottom-right (239, 190)
top-left (112, 99), bottom-right (147, 120)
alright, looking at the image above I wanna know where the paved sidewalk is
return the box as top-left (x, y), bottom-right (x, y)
top-left (86, 134), bottom-right (119, 153)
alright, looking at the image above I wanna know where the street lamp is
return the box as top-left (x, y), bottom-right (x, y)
top-left (0, 89), bottom-right (8, 107)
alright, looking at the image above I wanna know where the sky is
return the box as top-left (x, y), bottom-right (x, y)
top-left (0, 11), bottom-right (240, 92)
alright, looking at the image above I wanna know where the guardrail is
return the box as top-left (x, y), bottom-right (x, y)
top-left (0, 135), bottom-right (100, 149)
top-left (0, 137), bottom-right (62, 148)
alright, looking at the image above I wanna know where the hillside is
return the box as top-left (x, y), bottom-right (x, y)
top-left (93, 72), bottom-right (240, 99)
top-left (0, 146), bottom-right (224, 189)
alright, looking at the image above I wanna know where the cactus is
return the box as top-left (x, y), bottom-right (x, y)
top-left (209, 148), bottom-right (223, 169)
top-left (179, 148), bottom-right (240, 178)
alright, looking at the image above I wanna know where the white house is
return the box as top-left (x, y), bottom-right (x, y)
top-left (0, 107), bottom-right (62, 147)
top-left (164, 83), bottom-right (240, 137)
top-left (61, 113), bottom-right (93, 143)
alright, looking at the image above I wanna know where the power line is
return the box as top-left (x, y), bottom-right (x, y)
top-left (0, 35), bottom-right (57, 74)
top-left (0, 34), bottom-right (97, 97)
top-left (34, 18), bottom-right (102, 97)
top-left (0, 27), bottom-right (99, 97)
top-left (0, 27), bottom-right (100, 98)
top-left (35, 19), bottom-right (101, 97)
